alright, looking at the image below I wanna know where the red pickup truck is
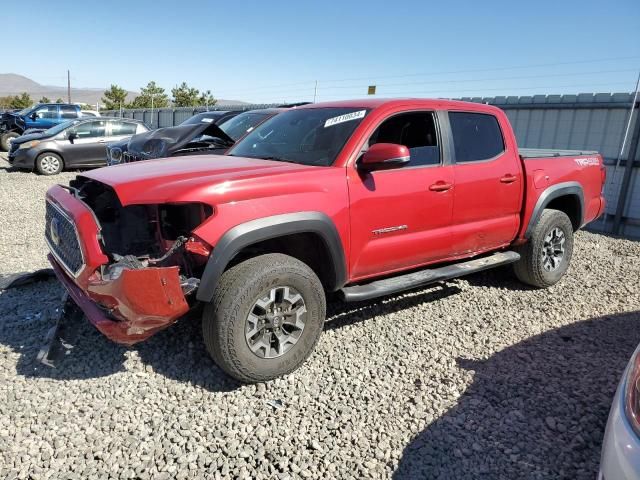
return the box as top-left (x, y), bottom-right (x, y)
top-left (43, 99), bottom-right (605, 382)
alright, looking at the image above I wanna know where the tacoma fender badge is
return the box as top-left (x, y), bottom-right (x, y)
top-left (372, 225), bottom-right (408, 235)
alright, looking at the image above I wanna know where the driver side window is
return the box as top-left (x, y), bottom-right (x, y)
top-left (34, 105), bottom-right (58, 119)
top-left (368, 112), bottom-right (441, 167)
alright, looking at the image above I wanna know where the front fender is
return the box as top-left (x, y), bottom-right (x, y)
top-left (195, 212), bottom-right (347, 302)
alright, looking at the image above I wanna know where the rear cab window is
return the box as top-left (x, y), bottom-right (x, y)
top-left (60, 105), bottom-right (78, 119)
top-left (448, 112), bottom-right (504, 162)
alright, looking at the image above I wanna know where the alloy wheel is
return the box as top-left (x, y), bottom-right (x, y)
top-left (245, 286), bottom-right (307, 359)
top-left (541, 227), bottom-right (565, 271)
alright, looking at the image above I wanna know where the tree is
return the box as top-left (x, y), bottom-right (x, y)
top-left (128, 81), bottom-right (169, 109)
top-left (199, 90), bottom-right (217, 108)
top-left (10, 92), bottom-right (33, 109)
top-left (171, 82), bottom-right (200, 107)
top-left (101, 84), bottom-right (128, 110)
top-left (0, 96), bottom-right (14, 108)
top-left (38, 96), bottom-right (51, 103)
top-left (55, 98), bottom-right (64, 103)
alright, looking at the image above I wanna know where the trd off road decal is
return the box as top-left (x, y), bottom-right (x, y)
top-left (574, 157), bottom-right (599, 166)
top-left (324, 110), bottom-right (366, 128)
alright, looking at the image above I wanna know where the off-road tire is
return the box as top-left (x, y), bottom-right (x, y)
top-left (202, 253), bottom-right (326, 383)
top-left (0, 132), bottom-right (19, 151)
top-left (35, 152), bottom-right (64, 175)
top-left (513, 209), bottom-right (574, 288)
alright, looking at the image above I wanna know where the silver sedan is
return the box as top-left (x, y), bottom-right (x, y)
top-left (600, 343), bottom-right (640, 479)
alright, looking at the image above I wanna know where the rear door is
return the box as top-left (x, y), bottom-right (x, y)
top-left (447, 111), bottom-right (522, 255)
top-left (108, 120), bottom-right (141, 143)
top-left (63, 119), bottom-right (109, 166)
top-left (347, 109), bottom-right (455, 280)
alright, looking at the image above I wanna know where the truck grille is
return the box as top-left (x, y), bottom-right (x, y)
top-left (45, 201), bottom-right (84, 276)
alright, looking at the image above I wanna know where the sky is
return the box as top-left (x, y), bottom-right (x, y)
top-left (4, 0), bottom-right (640, 104)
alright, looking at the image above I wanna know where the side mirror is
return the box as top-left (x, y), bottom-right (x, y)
top-left (68, 132), bottom-right (77, 143)
top-left (30, 113), bottom-right (38, 120)
top-left (359, 143), bottom-right (410, 171)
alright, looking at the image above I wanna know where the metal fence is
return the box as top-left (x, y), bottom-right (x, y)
top-left (100, 104), bottom-right (281, 128)
top-left (461, 93), bottom-right (640, 238)
top-left (103, 93), bottom-right (640, 238)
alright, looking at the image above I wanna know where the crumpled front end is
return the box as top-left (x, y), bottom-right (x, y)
top-left (45, 181), bottom-right (211, 345)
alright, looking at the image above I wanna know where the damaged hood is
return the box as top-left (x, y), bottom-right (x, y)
top-left (79, 155), bottom-right (317, 205)
top-left (126, 123), bottom-right (235, 159)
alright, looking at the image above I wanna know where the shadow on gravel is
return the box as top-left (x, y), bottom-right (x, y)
top-left (0, 278), bottom-right (462, 393)
top-left (393, 310), bottom-right (640, 480)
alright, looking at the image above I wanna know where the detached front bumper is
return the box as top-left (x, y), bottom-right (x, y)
top-left (50, 255), bottom-right (189, 345)
top-left (46, 185), bottom-right (190, 346)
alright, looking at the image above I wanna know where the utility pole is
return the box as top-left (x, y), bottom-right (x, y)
top-left (67, 70), bottom-right (71, 104)
top-left (313, 81), bottom-right (318, 103)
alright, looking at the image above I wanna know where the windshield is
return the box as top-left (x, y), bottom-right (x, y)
top-left (228, 107), bottom-right (369, 166)
top-left (44, 119), bottom-right (81, 136)
top-left (180, 112), bottom-right (225, 125)
top-left (16, 106), bottom-right (34, 116)
top-left (219, 112), bottom-right (272, 141)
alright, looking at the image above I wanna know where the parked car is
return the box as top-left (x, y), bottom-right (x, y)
top-left (80, 110), bottom-right (101, 118)
top-left (8, 117), bottom-right (148, 175)
top-left (179, 110), bottom-right (239, 125)
top-left (42, 99), bottom-right (606, 383)
top-left (599, 343), bottom-right (640, 479)
top-left (0, 103), bottom-right (86, 151)
top-left (106, 108), bottom-right (281, 165)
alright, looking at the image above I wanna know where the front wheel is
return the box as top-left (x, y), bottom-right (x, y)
top-left (0, 132), bottom-right (19, 151)
top-left (35, 152), bottom-right (64, 175)
top-left (202, 253), bottom-right (326, 383)
top-left (513, 209), bottom-right (574, 288)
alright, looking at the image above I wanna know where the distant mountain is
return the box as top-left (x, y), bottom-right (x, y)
top-left (0, 73), bottom-right (248, 107)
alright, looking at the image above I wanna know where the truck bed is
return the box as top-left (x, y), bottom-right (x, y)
top-left (519, 148), bottom-right (598, 159)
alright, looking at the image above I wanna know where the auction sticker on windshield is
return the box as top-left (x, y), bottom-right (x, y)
top-left (324, 110), bottom-right (366, 128)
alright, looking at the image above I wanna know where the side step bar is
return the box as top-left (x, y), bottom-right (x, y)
top-left (340, 251), bottom-right (520, 302)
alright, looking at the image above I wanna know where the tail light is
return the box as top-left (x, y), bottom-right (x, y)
top-left (600, 163), bottom-right (607, 186)
top-left (624, 347), bottom-right (640, 436)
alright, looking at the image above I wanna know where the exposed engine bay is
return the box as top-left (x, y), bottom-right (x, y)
top-left (68, 176), bottom-right (213, 296)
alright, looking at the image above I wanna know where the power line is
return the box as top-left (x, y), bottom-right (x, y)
top-left (213, 55), bottom-right (640, 95)
top-left (216, 68), bottom-right (638, 97)
top-left (251, 81), bottom-right (636, 102)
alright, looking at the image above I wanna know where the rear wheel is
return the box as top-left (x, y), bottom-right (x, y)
top-left (513, 209), bottom-right (574, 288)
top-left (0, 132), bottom-right (19, 151)
top-left (35, 152), bottom-right (64, 175)
top-left (202, 253), bottom-right (326, 383)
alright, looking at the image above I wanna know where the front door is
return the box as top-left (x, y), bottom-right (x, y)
top-left (348, 110), bottom-right (454, 280)
top-left (25, 105), bottom-right (59, 130)
top-left (447, 111), bottom-right (522, 255)
top-left (63, 120), bottom-right (109, 166)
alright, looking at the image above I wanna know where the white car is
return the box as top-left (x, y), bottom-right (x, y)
top-left (80, 110), bottom-right (101, 117)
top-left (600, 343), bottom-right (640, 479)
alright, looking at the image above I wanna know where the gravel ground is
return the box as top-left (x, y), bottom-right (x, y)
top-left (1, 153), bottom-right (639, 479)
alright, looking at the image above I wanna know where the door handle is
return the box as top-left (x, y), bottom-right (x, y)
top-left (98, 139), bottom-right (107, 143)
top-left (500, 174), bottom-right (517, 184)
top-left (429, 181), bottom-right (453, 192)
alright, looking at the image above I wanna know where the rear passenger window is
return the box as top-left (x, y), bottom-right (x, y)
top-left (110, 121), bottom-right (138, 136)
top-left (368, 112), bottom-right (440, 167)
top-left (449, 112), bottom-right (504, 162)
top-left (60, 105), bottom-right (77, 119)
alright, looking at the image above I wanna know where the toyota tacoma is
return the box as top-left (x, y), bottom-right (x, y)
top-left (42, 99), bottom-right (606, 382)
